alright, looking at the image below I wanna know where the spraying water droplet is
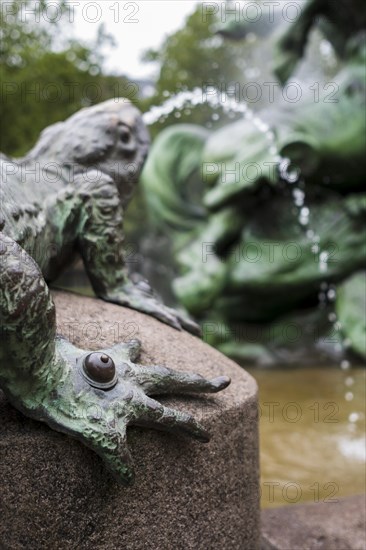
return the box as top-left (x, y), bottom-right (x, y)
top-left (348, 412), bottom-right (359, 423)
top-left (292, 188), bottom-right (305, 206)
top-left (319, 250), bottom-right (329, 273)
top-left (299, 206), bottom-right (310, 225)
top-left (142, 87), bottom-right (260, 126)
top-left (327, 288), bottom-right (336, 301)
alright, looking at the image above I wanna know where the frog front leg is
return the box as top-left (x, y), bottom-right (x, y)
top-left (76, 171), bottom-right (199, 334)
top-left (0, 233), bottom-right (229, 484)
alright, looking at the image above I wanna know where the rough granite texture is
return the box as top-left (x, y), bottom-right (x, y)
top-left (0, 290), bottom-right (260, 550)
top-left (261, 494), bottom-right (366, 550)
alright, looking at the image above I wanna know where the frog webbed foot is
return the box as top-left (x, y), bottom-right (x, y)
top-left (42, 338), bottom-right (230, 485)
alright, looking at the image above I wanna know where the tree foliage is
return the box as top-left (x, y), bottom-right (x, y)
top-left (141, 5), bottom-right (250, 134)
top-left (144, 6), bottom-right (244, 96)
top-left (0, 0), bottom-right (130, 156)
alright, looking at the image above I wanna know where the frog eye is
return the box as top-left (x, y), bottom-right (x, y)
top-left (82, 353), bottom-right (117, 389)
top-left (120, 127), bottom-right (131, 144)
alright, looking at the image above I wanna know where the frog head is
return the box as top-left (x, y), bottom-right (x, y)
top-left (25, 98), bottom-right (150, 207)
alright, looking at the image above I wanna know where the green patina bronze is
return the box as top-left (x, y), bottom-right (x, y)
top-left (0, 99), bottom-right (230, 484)
top-left (141, 0), bottom-right (366, 363)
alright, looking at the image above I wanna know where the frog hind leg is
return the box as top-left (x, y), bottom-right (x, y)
top-left (0, 233), bottom-right (57, 400)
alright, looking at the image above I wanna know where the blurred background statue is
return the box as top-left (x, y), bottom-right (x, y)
top-left (141, 0), bottom-right (366, 365)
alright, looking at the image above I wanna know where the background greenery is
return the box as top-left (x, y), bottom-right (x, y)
top-left (0, 0), bottom-right (250, 236)
top-left (1, 0), bottom-right (131, 155)
top-left (1, 0), bottom-right (280, 156)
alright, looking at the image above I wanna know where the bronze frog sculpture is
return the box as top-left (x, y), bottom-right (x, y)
top-left (0, 99), bottom-right (230, 484)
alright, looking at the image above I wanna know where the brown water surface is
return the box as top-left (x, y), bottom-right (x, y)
top-left (247, 367), bottom-right (366, 508)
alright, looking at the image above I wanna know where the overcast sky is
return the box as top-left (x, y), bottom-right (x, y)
top-left (73, 1), bottom-right (200, 79)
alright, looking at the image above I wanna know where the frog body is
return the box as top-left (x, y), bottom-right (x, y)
top-left (0, 99), bottom-right (229, 484)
